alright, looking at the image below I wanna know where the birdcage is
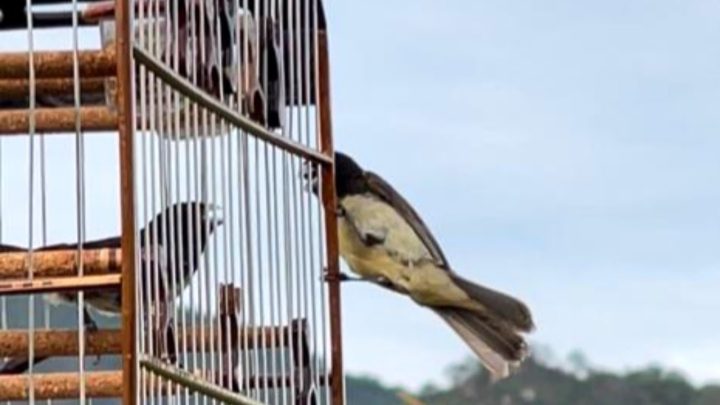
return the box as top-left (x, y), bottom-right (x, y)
top-left (0, 1), bottom-right (344, 404)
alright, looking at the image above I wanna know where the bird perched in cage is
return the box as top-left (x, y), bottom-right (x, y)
top-left (310, 151), bottom-right (535, 380)
top-left (0, 201), bottom-right (223, 374)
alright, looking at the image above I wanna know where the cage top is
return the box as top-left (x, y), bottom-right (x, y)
top-left (0, 0), bottom-right (327, 32)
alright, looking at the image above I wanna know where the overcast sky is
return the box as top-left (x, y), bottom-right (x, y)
top-left (0, 0), bottom-right (718, 393)
top-left (327, 0), bottom-right (720, 389)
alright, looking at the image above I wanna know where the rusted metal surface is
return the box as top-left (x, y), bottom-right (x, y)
top-left (0, 329), bottom-right (122, 357)
top-left (0, 325), bottom-right (292, 359)
top-left (132, 46), bottom-right (333, 165)
top-left (0, 248), bottom-right (122, 279)
top-left (116, 0), bottom-right (138, 402)
top-left (0, 48), bottom-right (116, 79)
top-left (318, 30), bottom-right (345, 405)
top-left (0, 371), bottom-right (123, 400)
top-left (0, 78), bottom-right (106, 99)
top-left (0, 107), bottom-right (118, 134)
top-left (0, 274), bottom-right (121, 296)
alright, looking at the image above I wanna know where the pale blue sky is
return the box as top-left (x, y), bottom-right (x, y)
top-left (327, 0), bottom-right (720, 389)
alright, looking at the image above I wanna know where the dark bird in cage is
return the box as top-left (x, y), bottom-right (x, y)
top-left (0, 201), bottom-right (223, 374)
top-left (308, 151), bottom-right (535, 380)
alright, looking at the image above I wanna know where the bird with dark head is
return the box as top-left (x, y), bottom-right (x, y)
top-left (0, 201), bottom-right (222, 374)
top-left (318, 151), bottom-right (535, 380)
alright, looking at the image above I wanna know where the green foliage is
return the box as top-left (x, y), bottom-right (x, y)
top-left (346, 354), bottom-right (720, 405)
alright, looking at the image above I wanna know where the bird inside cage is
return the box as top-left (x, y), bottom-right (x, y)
top-left (97, 0), bottom-right (287, 138)
top-left (0, 1), bottom-right (287, 136)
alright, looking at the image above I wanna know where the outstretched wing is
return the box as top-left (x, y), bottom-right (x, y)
top-left (364, 171), bottom-right (450, 269)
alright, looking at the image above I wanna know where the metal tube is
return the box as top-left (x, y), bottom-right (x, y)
top-left (116, 0), bottom-right (138, 403)
top-left (317, 30), bottom-right (345, 405)
top-left (132, 46), bottom-right (332, 166)
top-left (140, 357), bottom-right (264, 405)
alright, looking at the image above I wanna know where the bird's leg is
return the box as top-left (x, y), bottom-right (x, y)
top-left (322, 268), bottom-right (390, 284)
top-left (83, 308), bottom-right (102, 366)
top-left (83, 308), bottom-right (98, 333)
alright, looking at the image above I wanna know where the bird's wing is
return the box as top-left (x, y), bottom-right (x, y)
top-left (364, 171), bottom-right (450, 268)
top-left (0, 244), bottom-right (26, 253)
top-left (35, 236), bottom-right (122, 251)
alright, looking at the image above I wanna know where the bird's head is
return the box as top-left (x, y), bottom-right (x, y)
top-left (302, 151), bottom-right (365, 198)
top-left (334, 151), bottom-right (365, 198)
top-left (142, 201), bottom-right (224, 250)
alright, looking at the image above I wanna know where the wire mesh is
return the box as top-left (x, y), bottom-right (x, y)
top-left (128, 1), bottom-right (337, 404)
top-left (0, 1), bottom-right (338, 404)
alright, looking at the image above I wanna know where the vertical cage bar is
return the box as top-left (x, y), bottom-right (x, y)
top-left (317, 30), bottom-right (344, 405)
top-left (117, 0), bottom-right (138, 404)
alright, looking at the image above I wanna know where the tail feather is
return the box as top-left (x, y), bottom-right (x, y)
top-left (450, 273), bottom-right (534, 332)
top-left (0, 356), bottom-right (49, 375)
top-left (435, 307), bottom-right (528, 381)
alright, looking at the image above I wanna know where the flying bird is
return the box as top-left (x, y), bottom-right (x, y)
top-left (318, 151), bottom-right (535, 380)
top-left (0, 201), bottom-right (222, 374)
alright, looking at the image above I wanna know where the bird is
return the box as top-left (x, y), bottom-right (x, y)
top-left (0, 201), bottom-right (223, 374)
top-left (318, 151), bottom-right (535, 380)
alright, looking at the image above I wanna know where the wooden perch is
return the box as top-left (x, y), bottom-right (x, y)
top-left (0, 248), bottom-right (122, 280)
top-left (0, 371), bottom-right (122, 400)
top-left (0, 106), bottom-right (118, 135)
top-left (0, 78), bottom-right (106, 99)
top-left (0, 49), bottom-right (116, 79)
top-left (0, 326), bottom-right (294, 358)
top-left (0, 329), bottom-right (122, 358)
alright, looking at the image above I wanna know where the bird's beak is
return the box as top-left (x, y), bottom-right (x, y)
top-left (206, 204), bottom-right (225, 227)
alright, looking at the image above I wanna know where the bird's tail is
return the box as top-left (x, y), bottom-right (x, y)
top-left (0, 356), bottom-right (49, 375)
top-left (434, 307), bottom-right (528, 381)
top-left (449, 273), bottom-right (534, 332)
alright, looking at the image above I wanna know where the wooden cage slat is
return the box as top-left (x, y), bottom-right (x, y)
top-left (0, 274), bottom-right (121, 296)
top-left (0, 329), bottom-right (122, 357)
top-left (0, 78), bottom-right (106, 99)
top-left (0, 106), bottom-right (118, 135)
top-left (0, 49), bottom-right (116, 79)
top-left (0, 248), bottom-right (122, 280)
top-left (0, 371), bottom-right (122, 400)
top-left (0, 325), bottom-right (294, 358)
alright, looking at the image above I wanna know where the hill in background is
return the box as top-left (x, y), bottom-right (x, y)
top-left (346, 356), bottom-right (720, 405)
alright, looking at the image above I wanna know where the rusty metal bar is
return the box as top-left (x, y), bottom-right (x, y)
top-left (0, 371), bottom-right (122, 400)
top-left (0, 329), bottom-right (122, 357)
top-left (318, 30), bottom-right (345, 405)
top-left (0, 248), bottom-right (122, 279)
top-left (131, 45), bottom-right (333, 166)
top-left (140, 357), bottom-right (263, 405)
top-left (116, 0), bottom-right (138, 403)
top-left (0, 78), bottom-right (106, 99)
top-left (0, 48), bottom-right (116, 79)
top-left (0, 325), bottom-right (293, 359)
top-left (241, 374), bottom-right (330, 390)
top-left (0, 274), bottom-right (121, 296)
top-left (0, 107), bottom-right (118, 135)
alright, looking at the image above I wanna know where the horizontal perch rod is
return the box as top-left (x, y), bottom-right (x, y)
top-left (0, 325), bottom-right (294, 357)
top-left (0, 48), bottom-right (116, 79)
top-left (0, 248), bottom-right (122, 279)
top-left (0, 371), bottom-right (122, 400)
top-left (0, 106), bottom-right (118, 134)
top-left (0, 274), bottom-right (121, 296)
top-left (0, 78), bottom-right (106, 99)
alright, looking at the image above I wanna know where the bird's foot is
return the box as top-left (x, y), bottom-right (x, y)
top-left (322, 269), bottom-right (362, 283)
top-left (83, 309), bottom-right (99, 333)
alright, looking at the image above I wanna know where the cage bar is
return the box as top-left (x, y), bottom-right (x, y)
top-left (0, 49), bottom-right (116, 79)
top-left (0, 107), bottom-right (118, 135)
